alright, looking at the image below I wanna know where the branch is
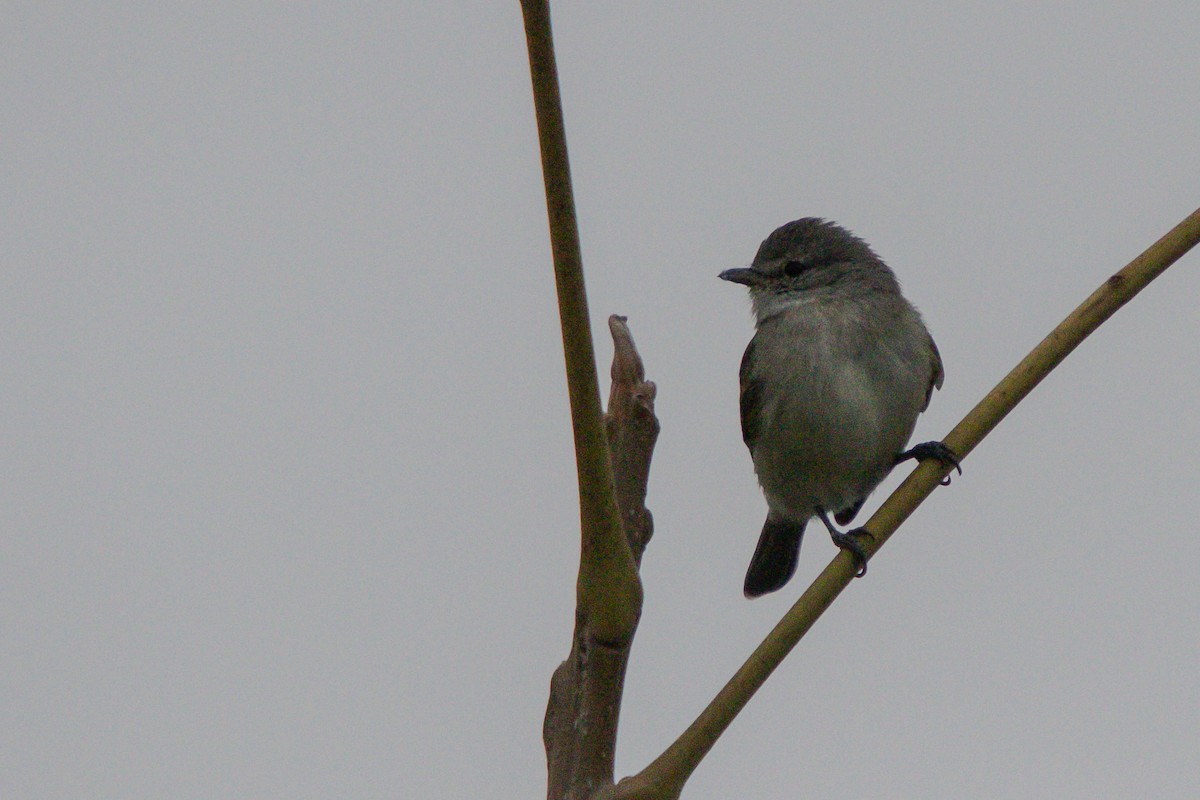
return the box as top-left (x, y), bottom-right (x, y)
top-left (610, 208), bottom-right (1200, 798)
top-left (521, 2), bottom-right (658, 798)
top-left (520, 0), bottom-right (640, 645)
top-left (544, 318), bottom-right (660, 800)
top-left (605, 316), bottom-right (659, 566)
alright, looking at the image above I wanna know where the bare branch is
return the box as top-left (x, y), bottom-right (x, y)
top-left (520, 5), bottom-right (655, 796)
top-left (520, 0), bottom-right (641, 650)
top-left (606, 316), bottom-right (659, 564)
top-left (544, 320), bottom-right (659, 800)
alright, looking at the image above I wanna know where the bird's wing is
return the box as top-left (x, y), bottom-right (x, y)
top-left (923, 332), bottom-right (945, 411)
top-left (739, 337), bottom-right (764, 449)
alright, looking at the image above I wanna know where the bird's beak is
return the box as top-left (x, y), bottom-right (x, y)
top-left (719, 267), bottom-right (761, 286)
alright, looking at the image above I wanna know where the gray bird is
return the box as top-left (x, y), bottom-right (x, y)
top-left (720, 218), bottom-right (957, 596)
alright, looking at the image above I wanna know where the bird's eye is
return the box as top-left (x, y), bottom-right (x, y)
top-left (783, 260), bottom-right (806, 277)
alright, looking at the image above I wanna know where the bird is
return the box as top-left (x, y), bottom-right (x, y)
top-left (720, 217), bottom-right (957, 597)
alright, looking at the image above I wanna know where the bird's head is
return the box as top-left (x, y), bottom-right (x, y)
top-left (720, 217), bottom-right (896, 320)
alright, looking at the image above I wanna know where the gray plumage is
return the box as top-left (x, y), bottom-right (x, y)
top-left (720, 218), bottom-right (945, 597)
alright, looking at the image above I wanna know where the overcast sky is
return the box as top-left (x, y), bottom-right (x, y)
top-left (4, 4), bottom-right (1199, 799)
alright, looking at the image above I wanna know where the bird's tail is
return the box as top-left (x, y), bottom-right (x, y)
top-left (743, 516), bottom-right (805, 598)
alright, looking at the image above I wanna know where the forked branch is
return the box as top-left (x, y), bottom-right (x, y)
top-left (521, 1), bottom-right (658, 797)
top-left (544, 318), bottom-right (659, 799)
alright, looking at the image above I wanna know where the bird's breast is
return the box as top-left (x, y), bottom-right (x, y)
top-left (748, 312), bottom-right (927, 519)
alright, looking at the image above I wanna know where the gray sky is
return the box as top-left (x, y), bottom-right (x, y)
top-left (4, 4), bottom-right (1199, 798)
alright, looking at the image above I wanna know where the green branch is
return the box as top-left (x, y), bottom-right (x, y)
top-left (520, 0), bottom-right (641, 645)
top-left (522, 4), bottom-right (648, 799)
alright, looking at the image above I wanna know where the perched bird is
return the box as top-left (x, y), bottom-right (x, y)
top-left (720, 218), bottom-right (957, 597)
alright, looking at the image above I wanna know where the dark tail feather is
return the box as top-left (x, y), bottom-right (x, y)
top-left (743, 517), bottom-right (805, 598)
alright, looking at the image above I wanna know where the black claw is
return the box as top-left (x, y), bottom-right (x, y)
top-left (816, 509), bottom-right (873, 578)
top-left (830, 529), bottom-right (872, 577)
top-left (897, 440), bottom-right (962, 484)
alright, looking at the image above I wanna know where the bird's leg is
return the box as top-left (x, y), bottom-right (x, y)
top-left (816, 509), bottom-right (873, 578)
top-left (896, 440), bottom-right (962, 485)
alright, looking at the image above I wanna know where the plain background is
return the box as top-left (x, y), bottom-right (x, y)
top-left (4, 4), bottom-right (1198, 798)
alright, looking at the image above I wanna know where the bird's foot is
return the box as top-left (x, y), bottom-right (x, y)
top-left (816, 509), bottom-right (874, 577)
top-left (829, 528), bottom-right (874, 577)
top-left (896, 440), bottom-right (962, 485)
